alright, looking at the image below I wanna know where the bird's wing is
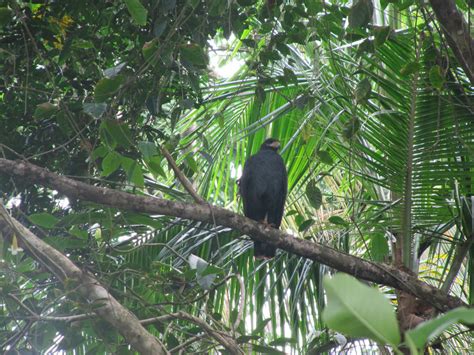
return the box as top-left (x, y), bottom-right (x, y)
top-left (266, 155), bottom-right (287, 227)
top-left (240, 155), bottom-right (267, 221)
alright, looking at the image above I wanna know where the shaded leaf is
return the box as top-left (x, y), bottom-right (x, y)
top-left (252, 318), bottom-right (271, 335)
top-left (102, 151), bottom-right (122, 176)
top-left (123, 0), bottom-right (148, 26)
top-left (316, 150), bottom-right (334, 165)
top-left (370, 233), bottom-right (389, 262)
top-left (306, 181), bottom-right (322, 209)
top-left (0, 7), bottom-right (12, 27)
top-left (348, 0), bottom-right (373, 29)
top-left (237, 335), bottom-right (261, 343)
top-left (400, 61), bottom-right (420, 76)
top-left (33, 102), bottom-right (59, 119)
top-left (374, 26), bottom-right (391, 47)
top-left (298, 219), bottom-right (315, 232)
top-left (138, 141), bottom-right (158, 160)
top-left (269, 337), bottom-right (297, 346)
top-left (355, 78), bottom-right (371, 104)
top-left (429, 65), bottom-right (444, 90)
top-left (251, 344), bottom-right (286, 354)
top-left (121, 157), bottom-right (144, 187)
top-left (83, 103), bottom-right (107, 119)
top-left (28, 213), bottom-right (59, 229)
top-left (94, 76), bottom-right (125, 102)
top-left (342, 117), bottom-right (360, 139)
top-left (180, 43), bottom-right (209, 68)
top-left (142, 39), bottom-right (159, 64)
top-left (328, 216), bottom-right (348, 226)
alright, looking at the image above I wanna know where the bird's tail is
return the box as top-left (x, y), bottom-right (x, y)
top-left (254, 241), bottom-right (276, 259)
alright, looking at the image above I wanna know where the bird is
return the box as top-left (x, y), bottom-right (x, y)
top-left (239, 138), bottom-right (287, 259)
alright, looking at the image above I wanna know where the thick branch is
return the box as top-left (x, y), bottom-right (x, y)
top-left (0, 206), bottom-right (168, 355)
top-left (0, 158), bottom-right (466, 312)
top-left (429, 0), bottom-right (474, 85)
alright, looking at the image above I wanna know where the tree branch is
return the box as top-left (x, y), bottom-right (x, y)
top-left (161, 146), bottom-right (206, 204)
top-left (0, 158), bottom-right (466, 312)
top-left (429, 0), bottom-right (474, 85)
top-left (0, 205), bottom-right (169, 355)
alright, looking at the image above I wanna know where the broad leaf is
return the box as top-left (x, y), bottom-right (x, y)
top-left (306, 181), bottom-right (322, 209)
top-left (28, 213), bottom-right (59, 229)
top-left (94, 75), bottom-right (125, 102)
top-left (405, 307), bottom-right (474, 353)
top-left (123, 0), bottom-right (148, 26)
top-left (322, 274), bottom-right (401, 346)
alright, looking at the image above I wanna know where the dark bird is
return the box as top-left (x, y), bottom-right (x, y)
top-left (239, 138), bottom-right (287, 259)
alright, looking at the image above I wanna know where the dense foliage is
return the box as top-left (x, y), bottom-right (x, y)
top-left (1, 0), bottom-right (473, 353)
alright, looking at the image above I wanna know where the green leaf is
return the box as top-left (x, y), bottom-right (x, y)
top-left (147, 156), bottom-right (166, 177)
top-left (121, 157), bottom-right (145, 187)
top-left (138, 141), bottom-right (158, 160)
top-left (342, 117), bottom-right (360, 139)
top-left (370, 233), bottom-right (389, 262)
top-left (269, 337), bottom-right (297, 346)
top-left (298, 219), bottom-right (315, 232)
top-left (400, 61), bottom-right (420, 76)
top-left (33, 102), bottom-right (59, 119)
top-left (328, 216), bottom-right (348, 226)
top-left (237, 335), bottom-right (261, 343)
top-left (374, 26), bottom-right (391, 47)
top-left (83, 103), bottom-right (107, 119)
top-left (0, 7), bottom-right (12, 27)
top-left (306, 181), bottom-right (322, 209)
top-left (180, 43), bottom-right (209, 68)
top-left (405, 307), bottom-right (474, 353)
top-left (251, 344), bottom-right (286, 354)
top-left (316, 150), bottom-right (334, 165)
top-left (100, 119), bottom-right (132, 148)
top-left (348, 0), bottom-right (373, 29)
top-left (283, 67), bottom-right (298, 85)
top-left (395, 0), bottom-right (414, 10)
top-left (185, 155), bottom-right (198, 173)
top-left (94, 75), bottom-right (125, 102)
top-left (123, 0), bottom-right (148, 26)
top-left (252, 318), bottom-right (271, 335)
top-left (429, 65), bottom-right (444, 90)
top-left (355, 78), bottom-right (371, 104)
top-left (142, 39), bottom-right (159, 64)
top-left (91, 145), bottom-right (108, 159)
top-left (102, 151), bottom-right (122, 176)
top-left (356, 38), bottom-right (375, 57)
top-left (28, 213), bottom-right (59, 229)
top-left (322, 273), bottom-right (401, 346)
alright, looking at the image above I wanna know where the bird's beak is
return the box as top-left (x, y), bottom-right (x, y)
top-left (269, 140), bottom-right (280, 149)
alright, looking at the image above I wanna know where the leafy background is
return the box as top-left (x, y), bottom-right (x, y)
top-left (0, 0), bottom-right (473, 353)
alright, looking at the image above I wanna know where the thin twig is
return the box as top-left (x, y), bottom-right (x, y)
top-left (161, 146), bottom-right (206, 204)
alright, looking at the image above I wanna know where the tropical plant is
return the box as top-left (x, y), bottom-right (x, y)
top-left (0, 0), bottom-right (473, 354)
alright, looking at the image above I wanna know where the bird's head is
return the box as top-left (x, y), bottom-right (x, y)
top-left (261, 138), bottom-right (281, 151)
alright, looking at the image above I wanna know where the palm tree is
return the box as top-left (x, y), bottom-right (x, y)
top-left (0, 0), bottom-right (473, 353)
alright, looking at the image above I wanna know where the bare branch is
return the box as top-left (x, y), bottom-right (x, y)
top-left (429, 0), bottom-right (474, 85)
top-left (0, 205), bottom-right (169, 355)
top-left (161, 146), bottom-right (206, 204)
top-left (0, 158), bottom-right (466, 312)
